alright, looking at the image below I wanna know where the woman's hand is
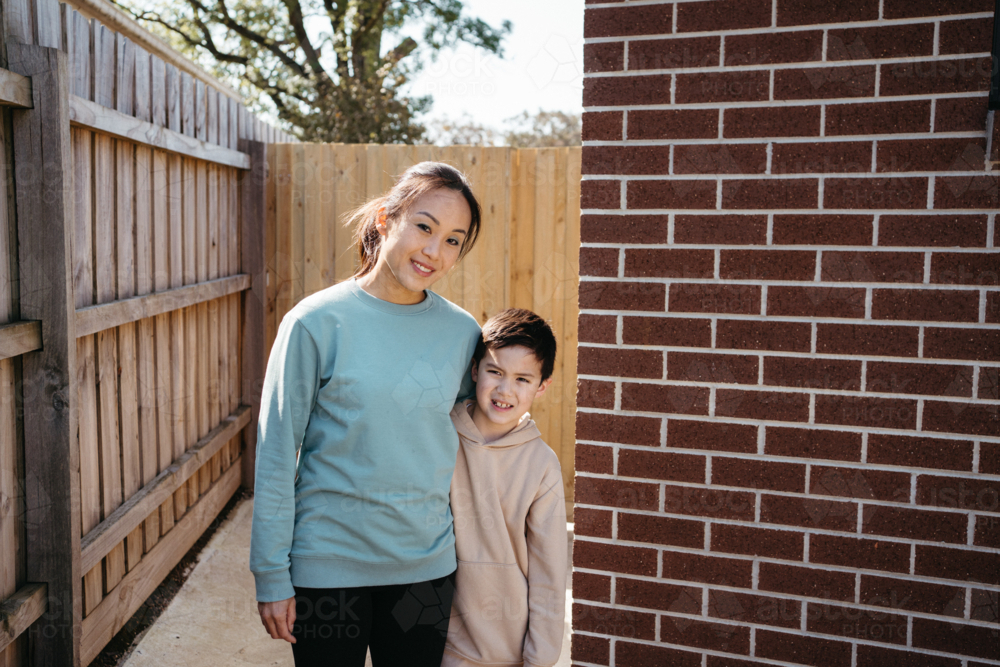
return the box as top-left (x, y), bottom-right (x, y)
top-left (258, 597), bottom-right (297, 643)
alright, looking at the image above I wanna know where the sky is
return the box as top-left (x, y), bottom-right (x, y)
top-left (403, 0), bottom-right (585, 128)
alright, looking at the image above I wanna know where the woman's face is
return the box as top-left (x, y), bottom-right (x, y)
top-left (376, 188), bottom-right (472, 298)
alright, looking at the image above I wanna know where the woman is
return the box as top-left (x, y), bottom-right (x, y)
top-left (250, 162), bottom-right (483, 666)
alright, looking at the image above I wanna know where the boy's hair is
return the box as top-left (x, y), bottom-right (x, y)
top-left (474, 308), bottom-right (557, 382)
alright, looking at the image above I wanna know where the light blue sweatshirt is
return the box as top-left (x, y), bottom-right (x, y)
top-left (249, 278), bottom-right (481, 602)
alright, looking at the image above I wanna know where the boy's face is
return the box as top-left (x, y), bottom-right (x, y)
top-left (472, 345), bottom-right (552, 439)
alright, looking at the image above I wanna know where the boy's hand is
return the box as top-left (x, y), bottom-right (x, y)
top-left (258, 597), bottom-right (297, 643)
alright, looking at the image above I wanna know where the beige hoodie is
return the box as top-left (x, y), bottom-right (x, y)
top-left (443, 401), bottom-right (567, 667)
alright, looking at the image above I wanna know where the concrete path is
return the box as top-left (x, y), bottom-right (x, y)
top-left (123, 498), bottom-right (573, 667)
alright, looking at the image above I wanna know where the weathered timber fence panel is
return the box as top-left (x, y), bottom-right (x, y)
top-left (265, 145), bottom-right (581, 517)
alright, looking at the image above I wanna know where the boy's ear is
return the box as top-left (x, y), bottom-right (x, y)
top-left (535, 377), bottom-right (553, 397)
top-left (470, 360), bottom-right (478, 382)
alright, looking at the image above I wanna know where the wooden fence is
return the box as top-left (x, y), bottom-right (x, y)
top-left (266, 144), bottom-right (582, 516)
top-left (0, 0), bottom-right (282, 664)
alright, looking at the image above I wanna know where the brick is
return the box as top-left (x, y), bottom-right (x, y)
top-left (918, 476), bottom-right (1000, 512)
top-left (974, 517), bottom-right (1000, 548)
top-left (717, 320), bottom-right (812, 352)
top-left (760, 493), bottom-right (857, 532)
top-left (617, 577), bottom-right (700, 612)
top-left (579, 247), bottom-right (618, 277)
top-left (715, 388), bottom-right (811, 422)
top-left (676, 70), bottom-right (770, 104)
top-left (584, 42), bottom-right (623, 73)
top-left (980, 365), bottom-right (999, 398)
top-left (713, 458), bottom-right (805, 493)
top-left (867, 361), bottom-right (973, 396)
top-left (765, 427), bottom-right (862, 462)
top-left (712, 523), bottom-right (804, 560)
top-left (622, 315), bottom-right (712, 348)
top-left (584, 145), bottom-right (671, 175)
top-left (807, 602), bottom-right (908, 644)
top-left (618, 511), bottom-right (705, 548)
top-left (863, 504), bottom-right (968, 543)
top-left (664, 483), bottom-right (755, 520)
top-left (578, 314), bottom-right (616, 344)
top-left (878, 137), bottom-right (988, 173)
top-left (570, 633), bottom-right (609, 665)
top-left (879, 214), bottom-right (987, 247)
top-left (675, 214), bottom-right (768, 244)
top-left (912, 617), bottom-right (999, 660)
top-left (576, 412), bottom-right (662, 446)
top-left (580, 179), bottom-right (620, 209)
top-left (627, 109), bottom-right (718, 141)
top-left (668, 351), bottom-right (758, 385)
top-left (817, 323), bottom-right (920, 357)
top-left (578, 346), bottom-right (662, 378)
top-left (667, 419), bottom-right (758, 453)
top-left (821, 251), bottom-right (924, 283)
top-left (628, 36), bottom-right (719, 71)
top-left (579, 280), bottom-right (665, 311)
top-left (573, 539), bottom-right (659, 576)
top-left (810, 534), bottom-right (911, 573)
top-left (724, 105), bottom-right (821, 138)
top-left (924, 327), bottom-right (1000, 361)
top-left (677, 0), bottom-right (770, 31)
top-left (624, 248), bottom-right (714, 278)
top-left (575, 442), bottom-right (614, 473)
top-left (916, 544), bottom-right (1000, 584)
top-left (724, 31), bottom-right (823, 66)
top-left (720, 250), bottom-right (816, 281)
top-left (815, 395), bottom-right (917, 430)
top-left (935, 96), bottom-right (990, 132)
top-left (755, 629), bottom-right (853, 667)
top-left (775, 65), bottom-right (876, 100)
top-left (583, 74), bottom-right (672, 106)
top-left (615, 642), bottom-right (701, 667)
top-left (574, 507), bottom-right (613, 537)
top-left (778, 3), bottom-right (878, 26)
top-left (763, 357), bottom-right (861, 391)
top-left (771, 141), bottom-right (871, 174)
top-left (669, 284), bottom-right (761, 315)
top-left (758, 562), bottom-right (856, 601)
top-left (868, 433), bottom-right (973, 471)
top-left (578, 379), bottom-right (615, 411)
top-left (810, 466), bottom-right (910, 502)
top-left (768, 286), bottom-right (866, 318)
top-left (576, 477), bottom-right (660, 512)
top-left (824, 176), bottom-right (928, 210)
top-left (982, 442), bottom-right (1000, 475)
top-left (581, 214), bottom-right (669, 244)
top-left (930, 252), bottom-right (1000, 285)
top-left (861, 575), bottom-right (967, 616)
top-left (618, 448), bottom-right (706, 483)
top-left (884, 0), bottom-right (993, 18)
top-left (772, 214), bottom-right (872, 245)
top-left (572, 571), bottom-right (611, 603)
top-left (826, 100), bottom-right (931, 136)
top-left (622, 382), bottom-right (710, 415)
top-left (584, 5), bottom-right (672, 37)
top-left (573, 601), bottom-right (656, 639)
top-left (923, 400), bottom-right (999, 437)
top-left (872, 288), bottom-right (980, 322)
top-left (828, 24), bottom-right (934, 60)
top-left (661, 551), bottom-right (753, 587)
top-left (707, 590), bottom-right (802, 629)
top-left (856, 645), bottom-right (961, 667)
top-left (674, 143), bottom-right (767, 175)
top-left (722, 178), bottom-right (819, 209)
top-left (582, 111), bottom-right (622, 141)
top-left (881, 56), bottom-right (992, 96)
top-left (659, 614), bottom-right (751, 654)
top-left (627, 179), bottom-right (717, 210)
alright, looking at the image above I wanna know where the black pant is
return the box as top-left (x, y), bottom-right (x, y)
top-left (291, 570), bottom-right (456, 667)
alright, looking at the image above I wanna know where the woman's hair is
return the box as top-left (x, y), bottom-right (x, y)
top-left (346, 161), bottom-right (482, 278)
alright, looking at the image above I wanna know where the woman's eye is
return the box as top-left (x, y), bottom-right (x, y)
top-left (417, 223), bottom-right (431, 233)
top-left (447, 238), bottom-right (460, 246)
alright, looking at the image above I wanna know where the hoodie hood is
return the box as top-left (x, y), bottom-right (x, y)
top-left (450, 399), bottom-right (541, 449)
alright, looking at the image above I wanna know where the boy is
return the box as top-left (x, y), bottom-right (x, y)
top-left (443, 308), bottom-right (567, 667)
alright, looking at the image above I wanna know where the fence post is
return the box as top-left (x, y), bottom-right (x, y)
top-left (240, 139), bottom-right (267, 489)
top-left (7, 43), bottom-right (81, 666)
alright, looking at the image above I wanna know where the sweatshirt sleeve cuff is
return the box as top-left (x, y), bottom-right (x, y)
top-left (254, 567), bottom-right (296, 602)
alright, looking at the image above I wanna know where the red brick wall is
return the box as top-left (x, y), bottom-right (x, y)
top-left (574, 1), bottom-right (999, 665)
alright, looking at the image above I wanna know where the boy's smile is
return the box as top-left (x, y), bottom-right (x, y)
top-left (471, 345), bottom-right (552, 443)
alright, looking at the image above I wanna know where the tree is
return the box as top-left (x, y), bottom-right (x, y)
top-left (423, 112), bottom-right (499, 146)
top-left (112, 0), bottom-right (511, 143)
top-left (502, 110), bottom-right (580, 148)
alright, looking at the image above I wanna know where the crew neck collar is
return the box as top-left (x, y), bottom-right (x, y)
top-left (347, 278), bottom-right (435, 315)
